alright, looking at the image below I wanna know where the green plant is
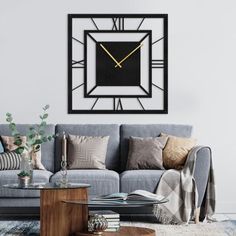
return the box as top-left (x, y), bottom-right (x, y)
top-left (6, 105), bottom-right (56, 156)
top-left (17, 171), bottom-right (30, 177)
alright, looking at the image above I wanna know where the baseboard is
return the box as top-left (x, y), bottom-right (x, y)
top-left (216, 202), bottom-right (236, 213)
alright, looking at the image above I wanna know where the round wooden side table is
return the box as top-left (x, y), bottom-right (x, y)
top-left (75, 226), bottom-right (155, 236)
top-left (3, 182), bottom-right (91, 236)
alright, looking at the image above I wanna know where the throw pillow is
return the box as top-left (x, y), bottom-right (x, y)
top-left (1, 136), bottom-right (45, 170)
top-left (0, 151), bottom-right (21, 170)
top-left (1, 136), bottom-right (27, 151)
top-left (67, 134), bottom-right (109, 169)
top-left (126, 136), bottom-right (168, 170)
top-left (31, 148), bottom-right (46, 170)
top-left (161, 133), bottom-right (197, 170)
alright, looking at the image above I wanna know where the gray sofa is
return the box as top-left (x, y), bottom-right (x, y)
top-left (0, 124), bottom-right (211, 220)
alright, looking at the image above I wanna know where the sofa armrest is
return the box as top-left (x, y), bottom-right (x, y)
top-left (186, 146), bottom-right (211, 208)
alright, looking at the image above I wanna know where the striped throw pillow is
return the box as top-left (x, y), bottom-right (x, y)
top-left (1, 136), bottom-right (45, 170)
top-left (0, 152), bottom-right (21, 170)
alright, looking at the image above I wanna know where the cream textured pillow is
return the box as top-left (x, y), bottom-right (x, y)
top-left (126, 136), bottom-right (168, 170)
top-left (161, 133), bottom-right (197, 170)
top-left (1, 136), bottom-right (45, 170)
top-left (30, 147), bottom-right (45, 170)
top-left (67, 134), bottom-right (109, 169)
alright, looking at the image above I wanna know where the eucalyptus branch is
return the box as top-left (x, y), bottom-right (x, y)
top-left (6, 113), bottom-right (26, 154)
top-left (6, 105), bottom-right (57, 156)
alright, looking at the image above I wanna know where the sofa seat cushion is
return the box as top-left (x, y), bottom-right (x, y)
top-left (51, 170), bottom-right (119, 196)
top-left (0, 170), bottom-right (53, 198)
top-left (120, 170), bottom-right (165, 193)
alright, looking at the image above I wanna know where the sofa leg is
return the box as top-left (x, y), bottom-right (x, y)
top-left (194, 207), bottom-right (200, 224)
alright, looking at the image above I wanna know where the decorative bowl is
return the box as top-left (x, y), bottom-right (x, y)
top-left (88, 214), bottom-right (108, 235)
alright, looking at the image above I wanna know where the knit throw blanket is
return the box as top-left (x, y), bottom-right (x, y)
top-left (153, 146), bottom-right (216, 224)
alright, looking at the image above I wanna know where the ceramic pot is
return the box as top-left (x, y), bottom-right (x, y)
top-left (18, 176), bottom-right (30, 187)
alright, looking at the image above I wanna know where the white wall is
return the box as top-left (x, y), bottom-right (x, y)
top-left (0, 0), bottom-right (236, 213)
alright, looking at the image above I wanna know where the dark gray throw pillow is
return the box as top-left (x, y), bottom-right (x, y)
top-left (126, 136), bottom-right (168, 170)
top-left (67, 134), bottom-right (109, 169)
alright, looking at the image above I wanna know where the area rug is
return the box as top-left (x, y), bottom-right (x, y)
top-left (123, 221), bottom-right (236, 236)
top-left (0, 220), bottom-right (235, 236)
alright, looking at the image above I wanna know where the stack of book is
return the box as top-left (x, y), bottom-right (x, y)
top-left (89, 210), bottom-right (120, 232)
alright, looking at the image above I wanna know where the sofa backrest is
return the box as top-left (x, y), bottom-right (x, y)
top-left (120, 124), bottom-right (193, 171)
top-left (0, 124), bottom-right (55, 172)
top-left (55, 124), bottom-right (120, 172)
top-left (0, 124), bottom-right (193, 173)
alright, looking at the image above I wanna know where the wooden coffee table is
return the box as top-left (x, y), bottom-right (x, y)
top-left (75, 226), bottom-right (155, 236)
top-left (4, 184), bottom-right (166, 236)
top-left (4, 182), bottom-right (90, 236)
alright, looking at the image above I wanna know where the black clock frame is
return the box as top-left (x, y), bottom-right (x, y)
top-left (68, 14), bottom-right (168, 114)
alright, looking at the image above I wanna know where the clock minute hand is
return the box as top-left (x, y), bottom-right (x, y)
top-left (115, 43), bottom-right (143, 68)
top-left (100, 44), bottom-right (122, 68)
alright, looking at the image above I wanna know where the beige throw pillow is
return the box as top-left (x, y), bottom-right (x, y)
top-left (161, 133), bottom-right (197, 170)
top-left (1, 136), bottom-right (45, 170)
top-left (67, 134), bottom-right (109, 169)
top-left (126, 136), bottom-right (168, 170)
top-left (31, 147), bottom-right (45, 170)
top-left (1, 136), bottom-right (27, 151)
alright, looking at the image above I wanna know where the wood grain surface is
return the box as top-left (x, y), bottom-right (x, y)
top-left (40, 188), bottom-right (88, 236)
top-left (75, 226), bottom-right (155, 236)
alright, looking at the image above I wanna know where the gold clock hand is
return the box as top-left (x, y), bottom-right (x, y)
top-left (100, 44), bottom-right (122, 68)
top-left (115, 43), bottom-right (143, 68)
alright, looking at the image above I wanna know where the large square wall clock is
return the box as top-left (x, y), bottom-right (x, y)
top-left (68, 14), bottom-right (168, 114)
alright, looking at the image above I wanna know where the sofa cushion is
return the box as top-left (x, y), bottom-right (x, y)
top-left (0, 152), bottom-right (21, 170)
top-left (51, 170), bottom-right (119, 196)
top-left (120, 124), bottom-right (193, 171)
top-left (120, 170), bottom-right (165, 193)
top-left (161, 133), bottom-right (197, 169)
top-left (0, 170), bottom-right (53, 197)
top-left (1, 135), bottom-right (46, 170)
top-left (55, 125), bottom-right (120, 172)
top-left (126, 136), bottom-right (168, 170)
top-left (1, 135), bottom-right (27, 152)
top-left (67, 135), bottom-right (109, 169)
top-left (0, 124), bottom-right (55, 172)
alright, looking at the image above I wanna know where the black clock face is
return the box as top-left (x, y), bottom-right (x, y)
top-left (84, 30), bottom-right (151, 98)
top-left (96, 42), bottom-right (140, 86)
top-left (68, 14), bottom-right (168, 114)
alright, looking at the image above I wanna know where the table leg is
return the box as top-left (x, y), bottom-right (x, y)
top-left (40, 188), bottom-right (88, 236)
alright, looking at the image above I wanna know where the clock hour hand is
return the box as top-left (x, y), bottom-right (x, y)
top-left (100, 44), bottom-right (122, 68)
top-left (115, 43), bottom-right (143, 68)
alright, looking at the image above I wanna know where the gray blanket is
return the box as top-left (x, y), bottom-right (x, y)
top-left (153, 146), bottom-right (216, 224)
